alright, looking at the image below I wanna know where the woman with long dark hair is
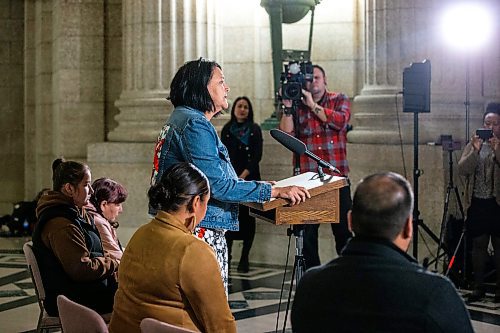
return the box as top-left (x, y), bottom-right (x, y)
top-left (221, 96), bottom-right (262, 272)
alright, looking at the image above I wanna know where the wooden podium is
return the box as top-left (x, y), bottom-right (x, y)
top-left (245, 172), bottom-right (348, 225)
top-left (245, 171), bottom-right (348, 330)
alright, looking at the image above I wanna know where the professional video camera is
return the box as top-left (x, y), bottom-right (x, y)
top-left (280, 60), bottom-right (314, 101)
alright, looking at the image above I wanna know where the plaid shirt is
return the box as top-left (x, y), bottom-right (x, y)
top-left (293, 91), bottom-right (350, 176)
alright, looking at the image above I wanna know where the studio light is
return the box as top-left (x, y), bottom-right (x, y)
top-left (439, 1), bottom-right (496, 142)
top-left (440, 1), bottom-right (494, 53)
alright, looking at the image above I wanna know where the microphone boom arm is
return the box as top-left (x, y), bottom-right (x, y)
top-left (270, 128), bottom-right (342, 176)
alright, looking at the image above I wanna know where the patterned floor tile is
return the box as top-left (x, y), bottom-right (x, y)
top-left (0, 239), bottom-right (498, 332)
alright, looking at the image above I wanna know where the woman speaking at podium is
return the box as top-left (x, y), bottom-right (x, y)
top-left (151, 58), bottom-right (310, 292)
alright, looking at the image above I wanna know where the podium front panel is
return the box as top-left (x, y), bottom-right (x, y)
top-left (245, 172), bottom-right (347, 225)
top-left (275, 189), bottom-right (340, 225)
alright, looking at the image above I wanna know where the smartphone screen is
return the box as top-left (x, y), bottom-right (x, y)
top-left (476, 128), bottom-right (493, 141)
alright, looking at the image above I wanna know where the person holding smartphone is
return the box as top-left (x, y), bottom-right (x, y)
top-left (458, 102), bottom-right (500, 303)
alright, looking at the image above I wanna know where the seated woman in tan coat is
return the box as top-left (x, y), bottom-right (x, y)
top-left (109, 162), bottom-right (236, 333)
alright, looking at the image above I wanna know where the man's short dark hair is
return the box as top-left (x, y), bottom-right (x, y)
top-left (168, 58), bottom-right (221, 113)
top-left (350, 172), bottom-right (414, 240)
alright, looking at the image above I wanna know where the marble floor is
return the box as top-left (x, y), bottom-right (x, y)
top-left (1, 236), bottom-right (499, 333)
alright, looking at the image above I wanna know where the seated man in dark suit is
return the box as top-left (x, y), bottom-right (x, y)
top-left (291, 172), bottom-right (473, 333)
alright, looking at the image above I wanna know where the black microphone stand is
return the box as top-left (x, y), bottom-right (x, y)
top-left (316, 165), bottom-right (326, 180)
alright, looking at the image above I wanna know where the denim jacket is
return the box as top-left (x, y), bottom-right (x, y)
top-left (151, 106), bottom-right (272, 231)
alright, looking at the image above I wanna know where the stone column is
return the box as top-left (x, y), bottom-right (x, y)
top-left (89, 0), bottom-right (222, 242)
top-left (108, 0), bottom-right (221, 142)
top-left (52, 1), bottom-right (106, 155)
top-left (0, 0), bottom-right (24, 210)
top-left (24, 0), bottom-right (53, 196)
top-left (24, 0), bottom-right (108, 196)
top-left (347, 0), bottom-right (447, 260)
top-left (349, 0), bottom-right (414, 144)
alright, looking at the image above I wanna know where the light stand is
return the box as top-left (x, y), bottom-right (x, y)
top-left (464, 57), bottom-right (471, 144)
top-left (403, 60), bottom-right (441, 260)
top-left (411, 112), bottom-right (422, 259)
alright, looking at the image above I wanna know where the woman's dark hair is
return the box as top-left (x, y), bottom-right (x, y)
top-left (51, 158), bottom-right (90, 192)
top-left (230, 96), bottom-right (254, 124)
top-left (484, 102), bottom-right (500, 120)
top-left (168, 58), bottom-right (221, 113)
top-left (148, 162), bottom-right (210, 213)
top-left (90, 178), bottom-right (128, 213)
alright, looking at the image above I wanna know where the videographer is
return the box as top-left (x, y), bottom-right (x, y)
top-left (458, 102), bottom-right (500, 303)
top-left (278, 64), bottom-right (352, 268)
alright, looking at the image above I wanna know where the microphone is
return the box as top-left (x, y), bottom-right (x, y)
top-left (270, 129), bottom-right (342, 175)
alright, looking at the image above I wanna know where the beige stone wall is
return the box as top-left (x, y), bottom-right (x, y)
top-left (0, 0), bottom-right (399, 211)
top-left (51, 1), bottom-right (106, 156)
top-left (11, 0), bottom-right (119, 212)
top-left (0, 0), bottom-right (24, 213)
top-left (1, 0), bottom-right (499, 265)
top-left (24, 0), bottom-right (53, 199)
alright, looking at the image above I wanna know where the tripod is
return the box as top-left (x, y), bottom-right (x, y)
top-left (289, 100), bottom-right (307, 288)
top-left (282, 225), bottom-right (306, 325)
top-left (276, 101), bottom-right (307, 333)
top-left (434, 143), bottom-right (466, 281)
top-left (410, 111), bottom-right (441, 259)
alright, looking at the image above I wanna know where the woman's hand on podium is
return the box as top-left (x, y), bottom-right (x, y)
top-left (271, 186), bottom-right (310, 206)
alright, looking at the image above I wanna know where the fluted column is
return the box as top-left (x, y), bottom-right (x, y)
top-left (109, 0), bottom-right (221, 142)
top-left (349, 0), bottom-right (409, 143)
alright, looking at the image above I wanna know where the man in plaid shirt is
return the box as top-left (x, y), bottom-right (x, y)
top-left (279, 64), bottom-right (353, 269)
